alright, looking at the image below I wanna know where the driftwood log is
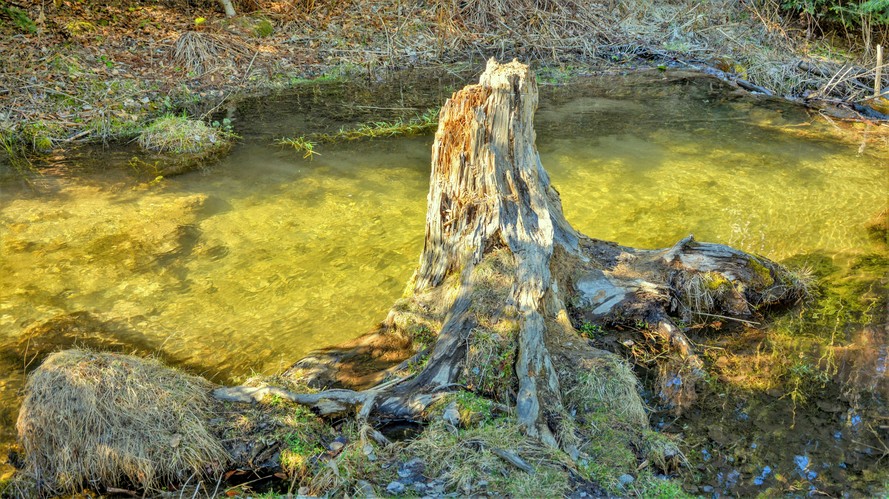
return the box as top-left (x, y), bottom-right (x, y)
top-left (214, 59), bottom-right (805, 453)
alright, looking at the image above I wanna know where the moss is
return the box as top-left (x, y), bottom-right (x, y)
top-left (703, 271), bottom-right (731, 291)
top-left (252, 18), bottom-right (274, 38)
top-left (748, 257), bottom-right (774, 287)
top-left (865, 209), bottom-right (888, 245)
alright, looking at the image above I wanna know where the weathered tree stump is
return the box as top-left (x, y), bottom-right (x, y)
top-left (217, 59), bottom-right (805, 450)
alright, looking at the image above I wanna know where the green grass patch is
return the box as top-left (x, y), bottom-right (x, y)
top-left (277, 108), bottom-right (438, 158)
top-left (138, 114), bottom-right (236, 155)
top-left (0, 3), bottom-right (37, 34)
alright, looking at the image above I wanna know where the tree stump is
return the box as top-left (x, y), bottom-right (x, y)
top-left (218, 59), bottom-right (806, 452)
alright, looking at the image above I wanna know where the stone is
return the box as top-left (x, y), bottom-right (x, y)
top-left (386, 481), bottom-right (406, 495)
top-left (355, 480), bottom-right (376, 497)
top-left (618, 474), bottom-right (635, 486)
top-left (442, 401), bottom-right (460, 426)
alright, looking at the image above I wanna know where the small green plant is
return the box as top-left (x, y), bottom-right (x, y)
top-left (278, 136), bottom-right (319, 159)
top-left (210, 117), bottom-right (233, 133)
top-left (0, 4), bottom-right (37, 34)
top-left (579, 321), bottom-right (604, 339)
top-left (455, 390), bottom-right (496, 425)
top-left (280, 432), bottom-right (323, 473)
top-left (98, 55), bottom-right (114, 69)
top-left (317, 108), bottom-right (439, 142)
top-left (20, 122), bottom-right (56, 152)
top-left (65, 20), bottom-right (96, 37)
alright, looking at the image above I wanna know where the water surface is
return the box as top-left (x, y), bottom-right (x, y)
top-left (1, 70), bottom-right (886, 493)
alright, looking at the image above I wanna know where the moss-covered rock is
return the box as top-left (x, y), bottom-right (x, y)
top-left (136, 115), bottom-right (236, 175)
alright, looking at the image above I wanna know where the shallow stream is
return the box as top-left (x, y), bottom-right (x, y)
top-left (1, 70), bottom-right (886, 495)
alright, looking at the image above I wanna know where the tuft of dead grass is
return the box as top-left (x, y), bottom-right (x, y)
top-left (173, 31), bottom-right (250, 77)
top-left (407, 419), bottom-right (570, 496)
top-left (564, 356), bottom-right (648, 429)
top-left (16, 350), bottom-right (228, 495)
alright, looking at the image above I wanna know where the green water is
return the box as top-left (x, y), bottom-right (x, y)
top-left (1, 71), bottom-right (886, 493)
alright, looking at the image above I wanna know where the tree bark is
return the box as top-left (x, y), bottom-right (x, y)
top-left (216, 59), bottom-right (806, 450)
top-left (218, 0), bottom-right (236, 17)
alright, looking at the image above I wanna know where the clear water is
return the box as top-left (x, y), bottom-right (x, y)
top-left (1, 71), bottom-right (886, 492)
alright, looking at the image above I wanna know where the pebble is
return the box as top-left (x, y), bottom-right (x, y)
top-left (355, 480), bottom-right (375, 497)
top-left (328, 440), bottom-right (344, 452)
top-left (442, 402), bottom-right (460, 426)
top-left (362, 443), bottom-right (376, 461)
top-left (618, 474), bottom-right (635, 486)
top-left (386, 481), bottom-right (406, 495)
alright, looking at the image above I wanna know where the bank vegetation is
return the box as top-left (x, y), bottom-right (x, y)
top-left (0, 0), bottom-right (887, 166)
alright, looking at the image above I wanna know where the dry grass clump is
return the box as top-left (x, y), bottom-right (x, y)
top-left (303, 421), bottom-right (398, 496)
top-left (563, 356), bottom-right (648, 429)
top-left (436, 0), bottom-right (613, 56)
top-left (462, 327), bottom-right (518, 402)
top-left (16, 350), bottom-right (228, 495)
top-left (138, 114), bottom-right (235, 155)
top-left (674, 271), bottom-right (734, 320)
top-left (642, 431), bottom-right (687, 474)
top-left (407, 419), bottom-right (570, 496)
top-left (173, 31), bottom-right (249, 77)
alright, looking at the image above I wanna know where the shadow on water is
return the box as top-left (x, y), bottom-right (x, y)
top-left (1, 69), bottom-right (887, 492)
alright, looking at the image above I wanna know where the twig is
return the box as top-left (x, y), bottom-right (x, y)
top-left (190, 481), bottom-right (202, 499)
top-left (240, 49), bottom-right (260, 84)
top-left (693, 312), bottom-right (760, 326)
top-left (106, 487), bottom-right (139, 497)
top-left (736, 78), bottom-right (773, 95)
top-left (210, 474), bottom-right (223, 498)
top-left (63, 130), bottom-right (91, 142)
